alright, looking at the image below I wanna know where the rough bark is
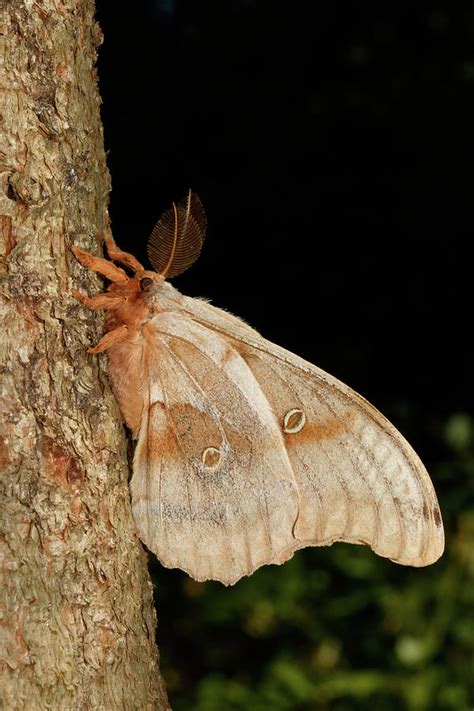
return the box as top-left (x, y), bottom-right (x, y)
top-left (0, 1), bottom-right (169, 708)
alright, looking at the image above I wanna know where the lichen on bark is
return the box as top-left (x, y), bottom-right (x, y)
top-left (0, 1), bottom-right (169, 708)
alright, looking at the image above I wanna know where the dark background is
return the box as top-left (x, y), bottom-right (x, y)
top-left (95, 2), bottom-right (473, 709)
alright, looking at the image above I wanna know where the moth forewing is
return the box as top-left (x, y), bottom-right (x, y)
top-left (130, 312), bottom-right (304, 585)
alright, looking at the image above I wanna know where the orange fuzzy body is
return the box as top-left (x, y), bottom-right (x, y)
top-left (72, 241), bottom-right (184, 436)
top-left (104, 276), bottom-right (184, 437)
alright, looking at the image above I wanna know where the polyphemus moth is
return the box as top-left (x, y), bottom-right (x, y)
top-left (72, 191), bottom-right (444, 585)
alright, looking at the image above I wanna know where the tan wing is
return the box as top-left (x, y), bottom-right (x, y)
top-left (179, 296), bottom-right (445, 569)
top-left (131, 313), bottom-right (300, 585)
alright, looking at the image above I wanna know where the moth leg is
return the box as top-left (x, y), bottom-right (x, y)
top-left (88, 324), bottom-right (130, 354)
top-left (71, 245), bottom-right (128, 283)
top-left (103, 230), bottom-right (145, 273)
top-left (72, 290), bottom-right (124, 310)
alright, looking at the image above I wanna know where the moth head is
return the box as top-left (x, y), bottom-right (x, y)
top-left (136, 271), bottom-right (164, 291)
top-left (115, 269), bottom-right (168, 306)
top-left (130, 269), bottom-right (170, 302)
top-left (100, 264), bottom-right (166, 310)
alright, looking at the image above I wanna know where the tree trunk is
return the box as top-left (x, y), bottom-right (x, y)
top-left (0, 2), bottom-right (169, 708)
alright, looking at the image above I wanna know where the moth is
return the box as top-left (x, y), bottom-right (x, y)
top-left (72, 191), bottom-right (444, 585)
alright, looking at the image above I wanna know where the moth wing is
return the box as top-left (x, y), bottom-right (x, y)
top-left (181, 296), bottom-right (445, 568)
top-left (131, 313), bottom-right (301, 585)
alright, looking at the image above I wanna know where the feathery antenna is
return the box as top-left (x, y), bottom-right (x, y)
top-left (147, 190), bottom-right (207, 278)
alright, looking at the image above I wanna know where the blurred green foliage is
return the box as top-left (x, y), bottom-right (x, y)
top-left (153, 410), bottom-right (474, 710)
